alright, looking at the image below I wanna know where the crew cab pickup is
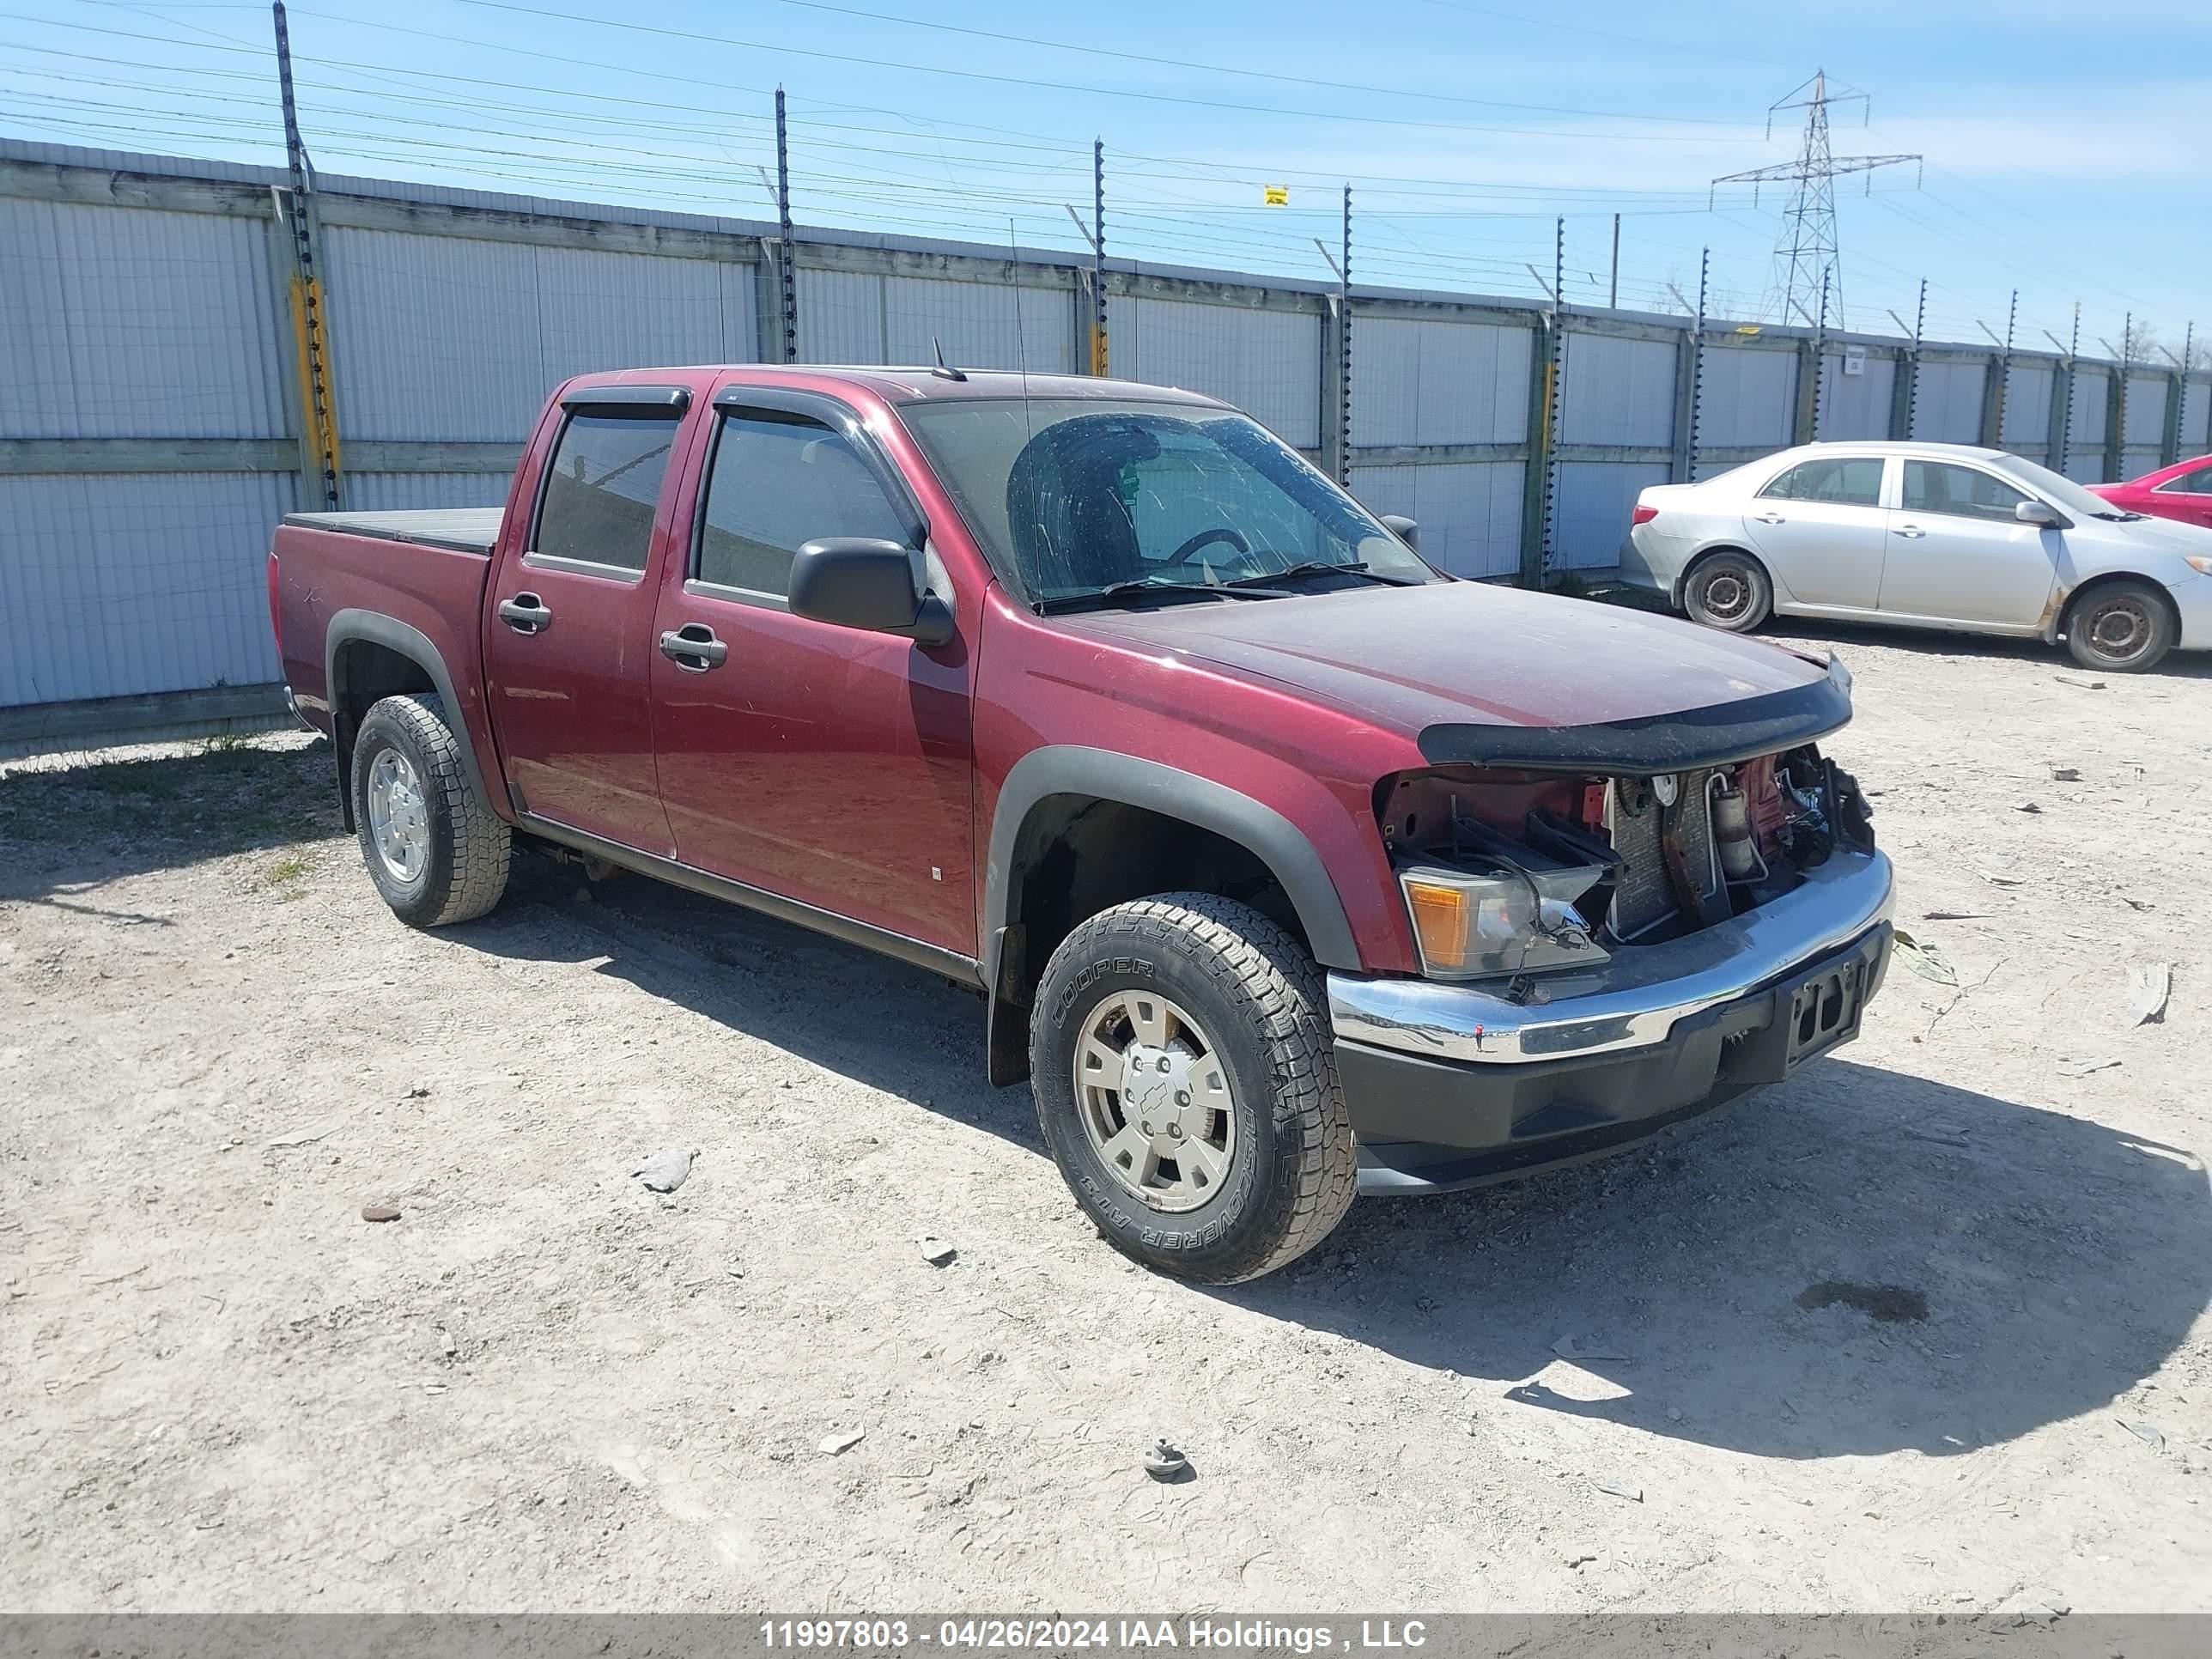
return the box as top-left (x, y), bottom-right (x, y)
top-left (270, 365), bottom-right (1894, 1284)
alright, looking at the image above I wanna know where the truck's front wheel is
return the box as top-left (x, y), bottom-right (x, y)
top-left (350, 693), bottom-right (512, 927)
top-left (1029, 894), bottom-right (1357, 1284)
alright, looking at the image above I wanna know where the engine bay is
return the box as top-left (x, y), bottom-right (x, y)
top-left (1377, 745), bottom-right (1875, 981)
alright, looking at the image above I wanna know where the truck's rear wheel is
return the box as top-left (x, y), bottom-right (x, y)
top-left (350, 693), bottom-right (511, 927)
top-left (1029, 893), bottom-right (1356, 1284)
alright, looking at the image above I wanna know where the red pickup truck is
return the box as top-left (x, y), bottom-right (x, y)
top-left (270, 364), bottom-right (1893, 1284)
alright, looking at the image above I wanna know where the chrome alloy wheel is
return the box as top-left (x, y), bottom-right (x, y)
top-left (366, 746), bottom-right (430, 884)
top-left (1073, 991), bottom-right (1237, 1212)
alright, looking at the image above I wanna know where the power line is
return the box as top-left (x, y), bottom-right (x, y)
top-left (277, 0), bottom-right (1765, 145)
top-left (668, 0), bottom-right (1763, 128)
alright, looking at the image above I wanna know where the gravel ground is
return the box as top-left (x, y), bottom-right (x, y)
top-left (2, 620), bottom-right (2208, 1614)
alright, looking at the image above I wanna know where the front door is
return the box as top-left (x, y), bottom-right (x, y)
top-left (1739, 453), bottom-right (1890, 610)
top-left (1878, 459), bottom-right (2058, 628)
top-left (648, 392), bottom-right (976, 955)
top-left (483, 392), bottom-right (694, 854)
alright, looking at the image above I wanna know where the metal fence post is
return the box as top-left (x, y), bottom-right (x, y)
top-left (1516, 216), bottom-right (1565, 587)
top-left (1091, 139), bottom-right (1109, 376)
top-left (1668, 248), bottom-right (1709, 487)
top-left (2165, 321), bottom-right (2195, 465)
top-left (1795, 268), bottom-right (1828, 444)
top-left (1979, 289), bottom-right (2015, 448)
top-left (1889, 278), bottom-right (1925, 441)
top-left (271, 0), bottom-right (341, 510)
top-left (1335, 185), bottom-right (1352, 486)
top-left (773, 88), bottom-right (799, 362)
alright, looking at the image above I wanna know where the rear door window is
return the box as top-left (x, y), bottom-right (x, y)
top-left (1758, 456), bottom-right (1884, 507)
top-left (532, 410), bottom-right (683, 574)
top-left (2154, 465), bottom-right (2212, 495)
top-left (693, 409), bottom-right (912, 599)
top-left (1901, 461), bottom-right (2029, 523)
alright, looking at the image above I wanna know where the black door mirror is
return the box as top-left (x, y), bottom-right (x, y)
top-left (1379, 514), bottom-right (1419, 551)
top-left (788, 538), bottom-right (954, 646)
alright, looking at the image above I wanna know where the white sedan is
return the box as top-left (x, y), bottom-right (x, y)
top-left (1620, 441), bottom-right (2212, 672)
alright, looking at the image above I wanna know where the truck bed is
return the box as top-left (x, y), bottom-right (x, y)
top-left (280, 508), bottom-right (503, 556)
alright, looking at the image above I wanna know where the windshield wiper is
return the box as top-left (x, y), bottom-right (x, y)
top-left (2090, 510), bottom-right (2148, 522)
top-left (1221, 559), bottom-right (1421, 589)
top-left (1036, 578), bottom-right (1285, 614)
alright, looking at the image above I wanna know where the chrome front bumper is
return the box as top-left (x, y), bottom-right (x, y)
top-left (1328, 848), bottom-right (1894, 1066)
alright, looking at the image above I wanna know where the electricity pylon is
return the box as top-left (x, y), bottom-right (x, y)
top-left (1712, 70), bottom-right (1921, 331)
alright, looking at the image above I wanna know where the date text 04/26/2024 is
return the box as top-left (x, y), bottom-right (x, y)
top-left (758, 1620), bottom-right (1431, 1651)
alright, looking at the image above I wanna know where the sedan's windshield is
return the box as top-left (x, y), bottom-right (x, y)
top-left (1989, 454), bottom-right (2138, 520)
top-left (896, 398), bottom-right (1435, 606)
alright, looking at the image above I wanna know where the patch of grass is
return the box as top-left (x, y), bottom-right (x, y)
top-left (256, 851), bottom-right (313, 902)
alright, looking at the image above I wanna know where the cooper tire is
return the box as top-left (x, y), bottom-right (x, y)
top-left (1029, 893), bottom-right (1356, 1284)
top-left (1683, 550), bottom-right (1773, 633)
top-left (351, 692), bottom-right (512, 927)
top-left (2063, 580), bottom-right (2175, 673)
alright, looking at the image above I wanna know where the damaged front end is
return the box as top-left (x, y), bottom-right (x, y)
top-left (1376, 653), bottom-right (1872, 993)
top-left (1329, 658), bottom-right (1895, 1194)
top-left (1379, 742), bottom-right (1876, 994)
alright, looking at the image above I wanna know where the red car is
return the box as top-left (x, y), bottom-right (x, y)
top-left (269, 364), bottom-right (1893, 1283)
top-left (2088, 455), bottom-right (2212, 529)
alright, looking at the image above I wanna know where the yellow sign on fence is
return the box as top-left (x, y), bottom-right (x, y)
top-left (1262, 185), bottom-right (1289, 207)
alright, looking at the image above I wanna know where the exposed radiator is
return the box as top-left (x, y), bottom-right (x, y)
top-left (1607, 772), bottom-right (1720, 940)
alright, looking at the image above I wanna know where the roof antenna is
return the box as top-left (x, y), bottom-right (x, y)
top-left (931, 335), bottom-right (967, 382)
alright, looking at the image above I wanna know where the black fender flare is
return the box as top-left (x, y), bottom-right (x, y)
top-left (324, 610), bottom-right (495, 820)
top-left (980, 746), bottom-right (1361, 1085)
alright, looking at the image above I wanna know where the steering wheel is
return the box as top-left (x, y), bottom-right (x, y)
top-left (1168, 526), bottom-right (1250, 564)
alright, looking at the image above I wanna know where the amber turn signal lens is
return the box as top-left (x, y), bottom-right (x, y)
top-left (1402, 878), bottom-right (1471, 972)
top-left (2187, 554), bottom-right (2212, 576)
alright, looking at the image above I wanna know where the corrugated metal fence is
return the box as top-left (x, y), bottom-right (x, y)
top-left (5, 137), bottom-right (2209, 748)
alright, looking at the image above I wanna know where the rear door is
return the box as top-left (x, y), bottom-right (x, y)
top-left (1739, 453), bottom-right (1890, 610)
top-left (483, 386), bottom-right (697, 854)
top-left (647, 386), bottom-right (976, 956)
top-left (1878, 459), bottom-right (2057, 628)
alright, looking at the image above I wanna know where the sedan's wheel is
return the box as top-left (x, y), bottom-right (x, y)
top-left (1683, 551), bottom-right (1772, 633)
top-left (2064, 580), bottom-right (2175, 673)
top-left (1030, 893), bottom-right (1356, 1284)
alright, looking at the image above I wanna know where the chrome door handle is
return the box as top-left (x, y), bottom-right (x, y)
top-left (1893, 526), bottom-right (1926, 539)
top-left (659, 624), bottom-right (727, 672)
top-left (497, 592), bottom-right (552, 633)
top-left (1753, 512), bottom-right (1787, 525)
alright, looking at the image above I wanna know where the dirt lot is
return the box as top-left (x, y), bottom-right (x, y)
top-left (3, 621), bottom-right (2208, 1615)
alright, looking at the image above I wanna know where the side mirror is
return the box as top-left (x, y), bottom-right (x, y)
top-left (1379, 514), bottom-right (1419, 551)
top-left (2015, 499), bottom-right (2063, 528)
top-left (788, 538), bottom-right (954, 646)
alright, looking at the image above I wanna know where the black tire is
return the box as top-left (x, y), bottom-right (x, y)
top-left (1682, 549), bottom-right (1773, 633)
top-left (1028, 893), bottom-right (1356, 1284)
top-left (2063, 580), bottom-right (2176, 673)
top-left (350, 693), bottom-right (511, 927)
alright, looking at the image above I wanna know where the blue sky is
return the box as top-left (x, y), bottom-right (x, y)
top-left (5, 0), bottom-right (2204, 357)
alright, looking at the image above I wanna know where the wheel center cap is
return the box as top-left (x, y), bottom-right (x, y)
top-left (1122, 1044), bottom-right (1197, 1146)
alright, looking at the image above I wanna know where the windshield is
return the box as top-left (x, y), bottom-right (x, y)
top-left (896, 398), bottom-right (1435, 605)
top-left (1988, 453), bottom-right (2136, 519)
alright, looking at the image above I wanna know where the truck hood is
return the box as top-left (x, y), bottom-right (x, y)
top-left (1059, 580), bottom-right (1850, 772)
